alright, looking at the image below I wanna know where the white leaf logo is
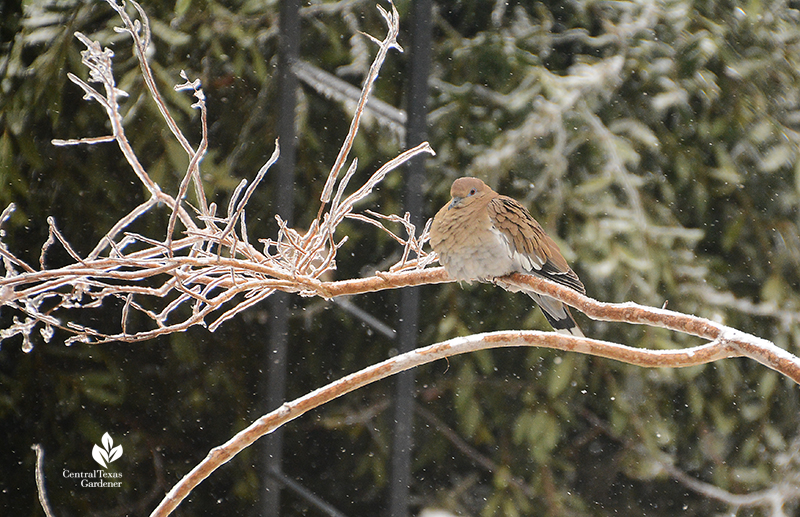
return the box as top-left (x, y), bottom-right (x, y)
top-left (92, 432), bottom-right (123, 468)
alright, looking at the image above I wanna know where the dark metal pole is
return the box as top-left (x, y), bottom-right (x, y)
top-left (390, 1), bottom-right (431, 516)
top-left (262, 0), bottom-right (299, 514)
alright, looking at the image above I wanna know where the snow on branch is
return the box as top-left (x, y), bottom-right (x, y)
top-left (0, 0), bottom-right (433, 350)
top-left (148, 316), bottom-right (800, 516)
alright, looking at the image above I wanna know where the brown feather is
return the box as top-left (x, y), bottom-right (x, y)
top-left (430, 177), bottom-right (585, 336)
top-left (487, 196), bottom-right (585, 294)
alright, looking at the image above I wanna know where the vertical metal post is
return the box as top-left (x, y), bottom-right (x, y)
top-left (262, 0), bottom-right (299, 514)
top-left (390, 1), bottom-right (431, 516)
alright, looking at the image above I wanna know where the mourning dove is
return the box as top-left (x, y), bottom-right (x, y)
top-left (430, 177), bottom-right (585, 336)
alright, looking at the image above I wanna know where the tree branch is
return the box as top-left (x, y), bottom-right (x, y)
top-left (149, 324), bottom-right (798, 516)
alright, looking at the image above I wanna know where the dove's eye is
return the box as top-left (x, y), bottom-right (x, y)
top-left (469, 188), bottom-right (477, 196)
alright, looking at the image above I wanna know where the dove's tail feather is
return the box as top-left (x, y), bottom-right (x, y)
top-left (526, 292), bottom-right (584, 337)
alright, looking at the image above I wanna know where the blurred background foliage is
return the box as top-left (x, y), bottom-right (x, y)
top-left (2, 0), bottom-right (800, 515)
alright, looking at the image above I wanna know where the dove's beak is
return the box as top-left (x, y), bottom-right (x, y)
top-left (448, 197), bottom-right (462, 209)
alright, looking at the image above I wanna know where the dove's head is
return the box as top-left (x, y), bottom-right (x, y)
top-left (448, 177), bottom-right (493, 209)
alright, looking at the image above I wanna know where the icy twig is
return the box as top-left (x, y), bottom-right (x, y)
top-left (32, 444), bottom-right (57, 517)
top-left (0, 1), bottom-right (294, 347)
top-left (317, 1), bottom-right (402, 208)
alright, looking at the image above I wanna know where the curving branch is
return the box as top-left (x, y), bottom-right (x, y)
top-left (148, 321), bottom-right (799, 516)
top-left (502, 272), bottom-right (800, 383)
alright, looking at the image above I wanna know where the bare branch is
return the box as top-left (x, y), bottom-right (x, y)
top-left (502, 272), bottom-right (800, 383)
top-left (52, 135), bottom-right (117, 146)
top-left (318, 0), bottom-right (402, 206)
top-left (0, 0), bottom-right (435, 351)
top-left (149, 326), bottom-right (797, 516)
top-left (217, 140), bottom-right (280, 258)
top-left (166, 71), bottom-right (209, 253)
top-left (31, 444), bottom-right (57, 517)
top-left (661, 460), bottom-right (800, 516)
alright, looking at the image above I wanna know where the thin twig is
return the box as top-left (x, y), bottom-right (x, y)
top-left (414, 404), bottom-right (535, 498)
top-left (166, 72), bottom-right (209, 254)
top-left (32, 444), bottom-right (57, 517)
top-left (661, 460), bottom-right (799, 514)
top-left (317, 1), bottom-right (402, 210)
top-left (217, 140), bottom-right (280, 257)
